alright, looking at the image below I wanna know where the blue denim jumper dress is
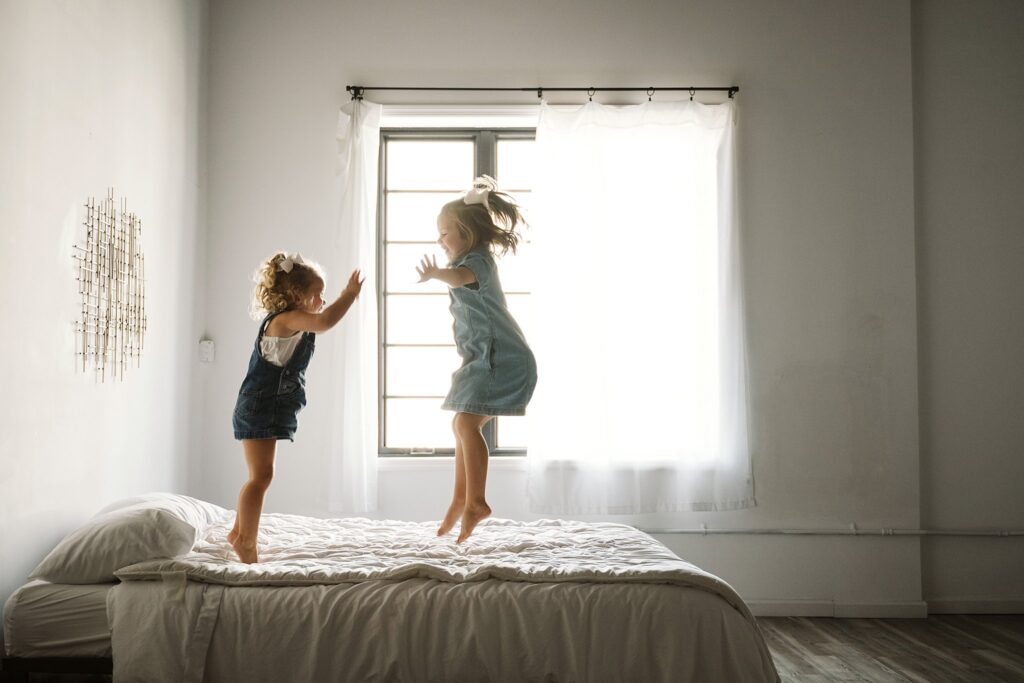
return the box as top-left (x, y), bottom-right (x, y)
top-left (232, 311), bottom-right (316, 441)
top-left (442, 249), bottom-right (537, 416)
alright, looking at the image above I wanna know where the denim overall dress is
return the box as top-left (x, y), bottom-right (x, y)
top-left (232, 311), bottom-right (316, 441)
top-left (442, 249), bottom-right (537, 416)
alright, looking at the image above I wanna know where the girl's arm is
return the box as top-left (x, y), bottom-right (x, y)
top-left (416, 255), bottom-right (476, 288)
top-left (277, 270), bottom-right (364, 334)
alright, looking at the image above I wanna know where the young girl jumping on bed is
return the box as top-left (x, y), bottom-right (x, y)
top-left (229, 252), bottom-right (363, 563)
top-left (415, 175), bottom-right (537, 543)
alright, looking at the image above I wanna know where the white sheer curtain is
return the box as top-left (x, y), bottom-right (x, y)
top-left (328, 99), bottom-right (381, 513)
top-left (526, 100), bottom-right (753, 514)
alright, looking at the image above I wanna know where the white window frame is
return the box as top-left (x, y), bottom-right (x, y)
top-left (377, 106), bottom-right (537, 457)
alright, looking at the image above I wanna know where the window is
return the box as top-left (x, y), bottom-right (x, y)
top-left (379, 129), bottom-right (535, 455)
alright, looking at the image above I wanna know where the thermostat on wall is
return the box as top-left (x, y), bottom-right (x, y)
top-left (199, 339), bottom-right (215, 363)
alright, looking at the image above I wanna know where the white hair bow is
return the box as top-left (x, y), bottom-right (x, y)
top-left (278, 252), bottom-right (305, 273)
top-left (463, 174), bottom-right (498, 210)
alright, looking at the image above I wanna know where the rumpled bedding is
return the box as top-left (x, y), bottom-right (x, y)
top-left (109, 515), bottom-right (779, 682)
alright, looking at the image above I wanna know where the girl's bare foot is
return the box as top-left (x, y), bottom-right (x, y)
top-left (437, 499), bottom-right (465, 536)
top-left (227, 527), bottom-right (239, 545)
top-left (230, 537), bottom-right (258, 564)
top-left (456, 501), bottom-right (491, 544)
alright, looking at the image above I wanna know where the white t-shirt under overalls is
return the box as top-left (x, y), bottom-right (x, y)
top-left (260, 332), bottom-right (303, 367)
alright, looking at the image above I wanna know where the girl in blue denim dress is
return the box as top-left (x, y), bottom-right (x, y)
top-left (229, 252), bottom-right (363, 563)
top-left (415, 176), bottom-right (537, 543)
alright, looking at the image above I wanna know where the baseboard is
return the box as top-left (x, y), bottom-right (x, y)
top-left (747, 600), bottom-right (835, 617)
top-left (748, 599), bottom-right (928, 618)
top-left (835, 601), bottom-right (929, 618)
top-left (927, 598), bottom-right (1024, 614)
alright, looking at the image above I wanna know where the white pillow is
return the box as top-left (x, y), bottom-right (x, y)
top-left (95, 492), bottom-right (229, 528)
top-left (30, 493), bottom-right (230, 584)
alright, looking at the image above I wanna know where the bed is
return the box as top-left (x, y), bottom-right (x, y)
top-left (4, 494), bottom-right (779, 682)
top-left (2, 580), bottom-right (113, 677)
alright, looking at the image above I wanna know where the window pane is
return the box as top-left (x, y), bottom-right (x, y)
top-left (386, 191), bottom-right (462, 242)
top-left (496, 415), bottom-right (529, 449)
top-left (387, 140), bottom-right (473, 190)
top-left (385, 398), bottom-right (454, 449)
top-left (497, 139), bottom-right (535, 192)
top-left (386, 294), bottom-right (453, 345)
top-left (385, 242), bottom-right (448, 294)
top-left (386, 346), bottom-right (459, 397)
top-left (386, 244), bottom-right (449, 294)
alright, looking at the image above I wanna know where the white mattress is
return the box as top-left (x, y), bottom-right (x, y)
top-left (3, 579), bottom-right (112, 658)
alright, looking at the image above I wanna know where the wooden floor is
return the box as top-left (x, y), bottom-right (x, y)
top-left (3, 616), bottom-right (1023, 682)
top-left (759, 615), bottom-right (1024, 682)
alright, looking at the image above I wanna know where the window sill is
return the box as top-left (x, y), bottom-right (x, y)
top-left (377, 455), bottom-right (528, 472)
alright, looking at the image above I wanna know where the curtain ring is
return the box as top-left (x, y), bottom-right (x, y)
top-left (647, 87), bottom-right (655, 102)
top-left (587, 87), bottom-right (596, 102)
top-left (689, 87), bottom-right (695, 101)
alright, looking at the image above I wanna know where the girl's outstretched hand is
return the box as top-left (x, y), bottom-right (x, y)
top-left (416, 255), bottom-right (441, 283)
top-left (343, 269), bottom-right (364, 298)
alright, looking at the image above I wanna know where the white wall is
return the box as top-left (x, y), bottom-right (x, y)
top-left (913, 0), bottom-right (1024, 612)
top-left (5, 0), bottom-right (1015, 623)
top-left (198, 0), bottom-right (927, 614)
top-left (0, 0), bottom-right (207, 622)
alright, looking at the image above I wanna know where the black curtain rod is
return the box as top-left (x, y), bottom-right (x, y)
top-left (346, 85), bottom-right (738, 100)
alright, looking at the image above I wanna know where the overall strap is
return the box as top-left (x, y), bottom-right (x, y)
top-left (255, 311), bottom-right (285, 351)
top-left (283, 329), bottom-right (314, 370)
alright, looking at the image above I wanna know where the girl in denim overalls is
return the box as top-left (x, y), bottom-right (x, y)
top-left (229, 252), bottom-right (363, 563)
top-left (416, 176), bottom-right (537, 543)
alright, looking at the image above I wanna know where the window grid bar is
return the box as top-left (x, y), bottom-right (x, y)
top-left (377, 130), bottom-right (388, 455)
top-left (385, 239), bottom-right (533, 245)
top-left (383, 129), bottom-right (535, 139)
top-left (383, 291), bottom-right (448, 296)
top-left (385, 188), bottom-right (532, 193)
top-left (384, 291), bottom-right (531, 296)
top-left (386, 343), bottom-right (456, 348)
top-left (385, 188), bottom-right (472, 193)
top-left (379, 449), bottom-right (526, 457)
top-left (384, 395), bottom-right (448, 400)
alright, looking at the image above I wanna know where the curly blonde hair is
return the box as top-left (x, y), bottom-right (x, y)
top-left (250, 252), bottom-right (325, 320)
top-left (441, 189), bottom-right (525, 259)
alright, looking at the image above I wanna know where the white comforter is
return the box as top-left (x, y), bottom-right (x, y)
top-left (109, 515), bottom-right (778, 682)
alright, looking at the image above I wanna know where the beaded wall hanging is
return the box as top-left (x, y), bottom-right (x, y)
top-left (72, 189), bottom-right (147, 381)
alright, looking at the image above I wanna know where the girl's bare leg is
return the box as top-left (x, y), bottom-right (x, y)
top-left (230, 438), bottom-right (277, 563)
top-left (454, 413), bottom-right (493, 543)
top-left (437, 416), bottom-right (467, 536)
